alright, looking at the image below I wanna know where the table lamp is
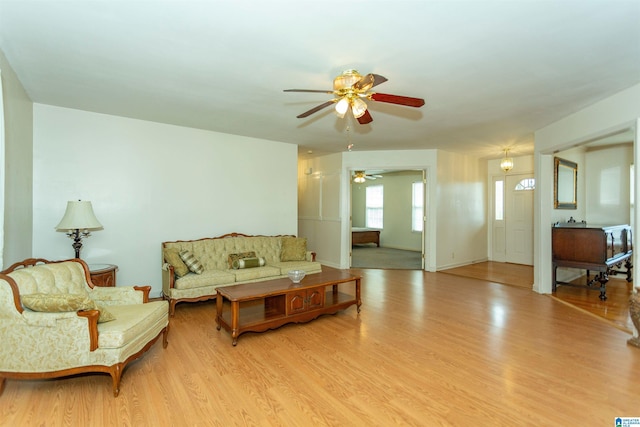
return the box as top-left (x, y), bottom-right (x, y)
top-left (55, 200), bottom-right (103, 258)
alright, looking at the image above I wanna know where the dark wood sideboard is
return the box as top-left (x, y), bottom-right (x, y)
top-left (552, 223), bottom-right (633, 300)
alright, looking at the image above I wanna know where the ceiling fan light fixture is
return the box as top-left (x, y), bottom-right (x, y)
top-left (333, 69), bottom-right (362, 91)
top-left (335, 98), bottom-right (350, 117)
top-left (353, 171), bottom-right (366, 183)
top-left (500, 149), bottom-right (514, 172)
top-left (285, 70), bottom-right (425, 124)
top-left (351, 97), bottom-right (367, 118)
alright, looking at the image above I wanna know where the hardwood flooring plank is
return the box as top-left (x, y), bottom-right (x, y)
top-left (441, 261), bottom-right (533, 289)
top-left (0, 268), bottom-right (638, 426)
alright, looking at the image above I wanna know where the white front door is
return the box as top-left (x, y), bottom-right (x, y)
top-left (505, 174), bottom-right (534, 265)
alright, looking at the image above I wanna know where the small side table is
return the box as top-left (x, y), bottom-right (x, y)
top-left (89, 264), bottom-right (118, 287)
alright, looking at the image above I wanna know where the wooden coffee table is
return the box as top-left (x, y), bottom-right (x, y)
top-left (215, 267), bottom-right (361, 345)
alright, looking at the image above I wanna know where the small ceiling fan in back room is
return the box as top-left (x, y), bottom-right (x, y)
top-left (284, 69), bottom-right (425, 124)
top-left (352, 171), bottom-right (383, 183)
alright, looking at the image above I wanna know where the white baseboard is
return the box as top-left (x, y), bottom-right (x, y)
top-left (438, 257), bottom-right (489, 271)
top-left (379, 245), bottom-right (421, 252)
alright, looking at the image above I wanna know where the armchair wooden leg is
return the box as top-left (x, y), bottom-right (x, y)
top-left (162, 325), bottom-right (169, 348)
top-left (0, 377), bottom-right (5, 396)
top-left (110, 364), bottom-right (123, 397)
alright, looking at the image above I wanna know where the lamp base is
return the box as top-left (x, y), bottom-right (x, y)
top-left (68, 229), bottom-right (88, 259)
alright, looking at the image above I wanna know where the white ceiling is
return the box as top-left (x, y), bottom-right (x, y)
top-left (1, 1), bottom-right (639, 159)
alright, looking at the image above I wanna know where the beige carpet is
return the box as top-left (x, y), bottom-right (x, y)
top-left (351, 246), bottom-right (422, 269)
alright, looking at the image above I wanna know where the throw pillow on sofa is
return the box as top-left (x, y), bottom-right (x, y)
top-left (179, 250), bottom-right (204, 274)
top-left (21, 293), bottom-right (116, 323)
top-left (22, 293), bottom-right (93, 312)
top-left (93, 301), bottom-right (117, 323)
top-left (280, 236), bottom-right (307, 261)
top-left (228, 252), bottom-right (256, 269)
top-left (234, 257), bottom-right (266, 269)
top-left (164, 248), bottom-right (190, 277)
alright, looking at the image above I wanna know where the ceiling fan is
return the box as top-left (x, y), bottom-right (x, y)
top-left (284, 69), bottom-right (425, 124)
top-left (353, 171), bottom-right (383, 183)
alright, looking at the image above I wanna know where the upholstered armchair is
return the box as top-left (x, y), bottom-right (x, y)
top-left (0, 258), bottom-right (169, 397)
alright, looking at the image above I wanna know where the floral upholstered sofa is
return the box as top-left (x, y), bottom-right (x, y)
top-left (0, 258), bottom-right (169, 397)
top-left (161, 232), bottom-right (322, 316)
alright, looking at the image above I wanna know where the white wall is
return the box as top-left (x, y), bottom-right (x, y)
top-left (33, 105), bottom-right (299, 297)
top-left (0, 48), bottom-right (33, 268)
top-left (298, 152), bottom-right (343, 268)
top-left (534, 83), bottom-right (640, 294)
top-left (436, 150), bottom-right (488, 269)
top-left (487, 154), bottom-right (534, 176)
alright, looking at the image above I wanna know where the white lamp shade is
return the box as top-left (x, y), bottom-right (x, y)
top-left (351, 98), bottom-right (367, 118)
top-left (335, 98), bottom-right (350, 117)
top-left (55, 201), bottom-right (103, 231)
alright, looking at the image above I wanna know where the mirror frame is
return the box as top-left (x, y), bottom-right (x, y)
top-left (554, 157), bottom-right (578, 209)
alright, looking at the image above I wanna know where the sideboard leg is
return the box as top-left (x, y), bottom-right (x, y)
top-left (597, 272), bottom-right (608, 301)
top-left (355, 278), bottom-right (362, 313)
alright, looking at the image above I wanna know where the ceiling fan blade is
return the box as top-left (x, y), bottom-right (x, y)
top-left (357, 109), bottom-right (373, 125)
top-left (370, 93), bottom-right (425, 107)
top-left (284, 89), bottom-right (334, 94)
top-left (370, 74), bottom-right (388, 88)
top-left (296, 100), bottom-right (335, 118)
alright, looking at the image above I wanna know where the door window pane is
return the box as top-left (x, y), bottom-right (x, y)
top-left (495, 180), bottom-right (504, 221)
top-left (515, 178), bottom-right (535, 191)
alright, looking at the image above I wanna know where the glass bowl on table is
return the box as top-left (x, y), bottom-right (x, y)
top-left (287, 270), bottom-right (306, 283)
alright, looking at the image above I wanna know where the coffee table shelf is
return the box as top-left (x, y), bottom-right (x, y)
top-left (216, 268), bottom-right (361, 345)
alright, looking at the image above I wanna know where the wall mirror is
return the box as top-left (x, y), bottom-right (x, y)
top-left (554, 157), bottom-right (577, 209)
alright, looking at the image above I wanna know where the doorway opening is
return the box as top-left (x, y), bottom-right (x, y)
top-left (350, 169), bottom-right (425, 269)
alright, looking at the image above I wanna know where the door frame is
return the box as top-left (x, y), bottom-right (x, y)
top-left (348, 168), bottom-right (427, 270)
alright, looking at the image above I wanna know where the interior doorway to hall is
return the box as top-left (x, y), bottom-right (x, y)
top-left (350, 169), bottom-right (425, 270)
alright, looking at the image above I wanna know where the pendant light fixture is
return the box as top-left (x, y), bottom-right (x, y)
top-left (500, 149), bottom-right (514, 172)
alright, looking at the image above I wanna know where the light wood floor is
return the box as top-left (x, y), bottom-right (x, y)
top-left (442, 261), bottom-right (534, 289)
top-left (443, 261), bottom-right (634, 333)
top-left (1, 268), bottom-right (638, 426)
